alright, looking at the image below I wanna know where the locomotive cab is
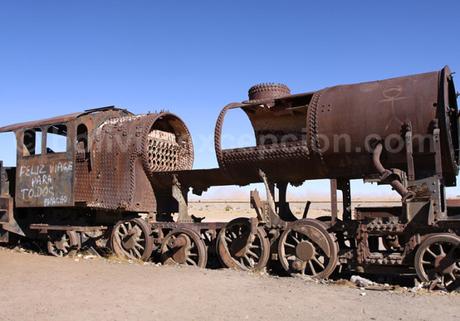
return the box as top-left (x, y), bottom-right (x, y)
top-left (0, 107), bottom-right (138, 211)
top-left (15, 122), bottom-right (75, 208)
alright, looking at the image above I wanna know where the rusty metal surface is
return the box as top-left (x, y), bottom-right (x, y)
top-left (73, 108), bottom-right (133, 203)
top-left (2, 106), bottom-right (194, 213)
top-left (8, 107), bottom-right (132, 208)
top-left (0, 67), bottom-right (459, 289)
top-left (87, 112), bottom-right (193, 212)
top-left (29, 224), bottom-right (107, 232)
top-left (0, 106), bottom-right (129, 133)
top-left (212, 66), bottom-right (458, 188)
top-left (16, 153), bottom-right (75, 207)
top-left (0, 112), bottom-right (83, 133)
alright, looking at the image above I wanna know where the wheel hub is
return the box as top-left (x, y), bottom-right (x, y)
top-left (434, 254), bottom-right (457, 275)
top-left (170, 234), bottom-right (191, 264)
top-left (55, 238), bottom-right (69, 251)
top-left (230, 233), bottom-right (252, 258)
top-left (169, 235), bottom-right (188, 248)
top-left (295, 241), bottom-right (315, 261)
top-left (434, 254), bottom-right (446, 269)
top-left (121, 232), bottom-right (138, 250)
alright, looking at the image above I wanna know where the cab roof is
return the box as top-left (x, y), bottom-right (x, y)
top-left (0, 106), bottom-right (129, 133)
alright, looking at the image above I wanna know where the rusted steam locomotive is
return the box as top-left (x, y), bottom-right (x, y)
top-left (0, 66), bottom-right (459, 289)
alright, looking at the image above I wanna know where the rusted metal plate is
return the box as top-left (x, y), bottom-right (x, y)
top-left (0, 106), bottom-right (128, 133)
top-left (0, 112), bottom-right (82, 133)
top-left (16, 154), bottom-right (75, 207)
top-left (87, 112), bottom-right (194, 212)
top-left (213, 66), bottom-right (458, 186)
top-left (1, 105), bottom-right (194, 213)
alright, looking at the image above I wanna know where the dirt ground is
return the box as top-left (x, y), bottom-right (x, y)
top-left (0, 248), bottom-right (458, 321)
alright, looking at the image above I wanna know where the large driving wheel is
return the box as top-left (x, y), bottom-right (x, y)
top-left (161, 228), bottom-right (207, 268)
top-left (278, 219), bottom-right (338, 279)
top-left (415, 233), bottom-right (460, 291)
top-left (47, 231), bottom-right (80, 257)
top-left (217, 218), bottom-right (270, 271)
top-left (110, 218), bottom-right (154, 261)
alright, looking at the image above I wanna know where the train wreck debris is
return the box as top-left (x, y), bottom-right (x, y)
top-left (0, 67), bottom-right (459, 290)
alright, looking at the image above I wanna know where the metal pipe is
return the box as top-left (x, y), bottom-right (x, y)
top-left (372, 143), bottom-right (409, 198)
top-left (372, 144), bottom-right (386, 175)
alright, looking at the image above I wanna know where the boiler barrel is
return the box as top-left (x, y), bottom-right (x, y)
top-left (215, 66), bottom-right (459, 186)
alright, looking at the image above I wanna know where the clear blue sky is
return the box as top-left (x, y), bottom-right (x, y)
top-left (1, 0), bottom-right (459, 198)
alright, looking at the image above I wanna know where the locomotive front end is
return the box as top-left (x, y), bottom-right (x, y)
top-left (88, 112), bottom-right (193, 213)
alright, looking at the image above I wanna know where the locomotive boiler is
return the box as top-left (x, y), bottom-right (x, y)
top-left (0, 66), bottom-right (459, 290)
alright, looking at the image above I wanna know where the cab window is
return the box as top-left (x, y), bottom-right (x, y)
top-left (46, 125), bottom-right (68, 154)
top-left (23, 128), bottom-right (42, 156)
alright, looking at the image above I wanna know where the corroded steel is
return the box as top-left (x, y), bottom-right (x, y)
top-left (154, 67), bottom-right (459, 194)
top-left (0, 67), bottom-right (459, 290)
top-left (212, 66), bottom-right (459, 187)
top-left (88, 112), bottom-right (192, 212)
top-left (0, 106), bottom-right (193, 212)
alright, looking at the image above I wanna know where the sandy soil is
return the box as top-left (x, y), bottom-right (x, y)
top-left (0, 248), bottom-right (458, 321)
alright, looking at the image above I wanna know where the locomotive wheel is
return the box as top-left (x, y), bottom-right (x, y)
top-left (217, 218), bottom-right (270, 271)
top-left (415, 233), bottom-right (460, 291)
top-left (47, 231), bottom-right (80, 257)
top-left (110, 218), bottom-right (154, 261)
top-left (278, 219), bottom-right (338, 279)
top-left (161, 228), bottom-right (207, 268)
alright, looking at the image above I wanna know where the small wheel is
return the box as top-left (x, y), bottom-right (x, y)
top-left (110, 218), bottom-right (154, 261)
top-left (47, 231), bottom-right (80, 257)
top-left (161, 228), bottom-right (207, 268)
top-left (217, 218), bottom-right (270, 271)
top-left (278, 219), bottom-right (338, 279)
top-left (415, 233), bottom-right (460, 291)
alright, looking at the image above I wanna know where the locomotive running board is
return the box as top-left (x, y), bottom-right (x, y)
top-left (29, 224), bottom-right (107, 233)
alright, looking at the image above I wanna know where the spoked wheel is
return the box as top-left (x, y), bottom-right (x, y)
top-left (47, 231), bottom-right (80, 257)
top-left (278, 219), bottom-right (338, 279)
top-left (161, 228), bottom-right (207, 268)
top-left (110, 218), bottom-right (154, 261)
top-left (217, 218), bottom-right (270, 271)
top-left (415, 233), bottom-right (460, 291)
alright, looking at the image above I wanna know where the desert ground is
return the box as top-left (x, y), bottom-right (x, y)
top-left (1, 201), bottom-right (458, 321)
top-left (0, 248), bottom-right (459, 321)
